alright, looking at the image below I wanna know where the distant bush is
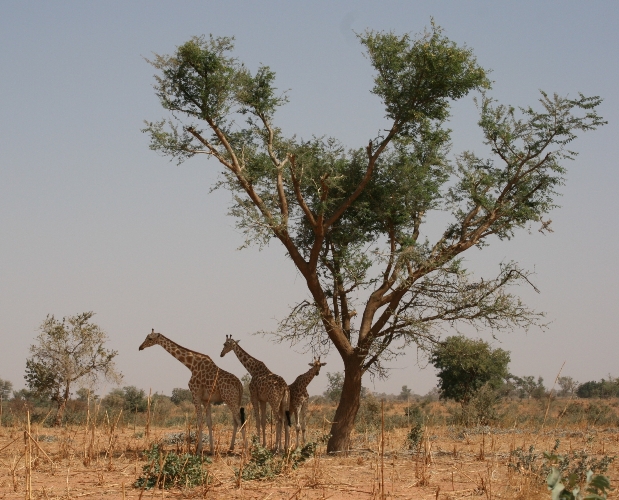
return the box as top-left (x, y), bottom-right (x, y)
top-left (0, 378), bottom-right (13, 401)
top-left (431, 336), bottom-right (510, 406)
top-left (170, 388), bottom-right (192, 405)
top-left (577, 378), bottom-right (619, 399)
top-left (323, 372), bottom-right (344, 403)
top-left (102, 386), bottom-right (147, 413)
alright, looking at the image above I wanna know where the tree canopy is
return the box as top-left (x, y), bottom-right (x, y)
top-left (25, 312), bottom-right (122, 425)
top-left (144, 25), bottom-right (604, 451)
top-left (431, 335), bottom-right (510, 405)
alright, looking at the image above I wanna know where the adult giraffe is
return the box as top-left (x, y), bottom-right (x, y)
top-left (139, 329), bottom-right (245, 454)
top-left (220, 335), bottom-right (291, 451)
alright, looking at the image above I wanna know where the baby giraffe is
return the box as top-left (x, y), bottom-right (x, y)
top-left (139, 329), bottom-right (245, 454)
top-left (289, 357), bottom-right (326, 448)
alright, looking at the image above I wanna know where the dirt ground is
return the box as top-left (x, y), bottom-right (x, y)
top-left (1, 417), bottom-right (618, 499)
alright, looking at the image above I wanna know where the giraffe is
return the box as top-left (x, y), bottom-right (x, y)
top-left (139, 329), bottom-right (246, 454)
top-left (220, 335), bottom-right (291, 451)
top-left (289, 357), bottom-right (326, 448)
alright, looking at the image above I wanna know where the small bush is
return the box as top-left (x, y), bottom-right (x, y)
top-left (239, 437), bottom-right (316, 481)
top-left (448, 384), bottom-right (501, 426)
top-left (509, 440), bottom-right (615, 485)
top-left (134, 444), bottom-right (210, 489)
top-left (170, 388), bottom-right (192, 405)
top-left (407, 422), bottom-right (424, 451)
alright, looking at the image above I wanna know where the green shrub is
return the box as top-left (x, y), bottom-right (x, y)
top-left (547, 467), bottom-right (612, 499)
top-left (134, 444), bottom-right (210, 489)
top-left (407, 422), bottom-right (424, 451)
top-left (170, 388), bottom-right (192, 405)
top-left (238, 437), bottom-right (316, 481)
top-left (577, 379), bottom-right (619, 399)
top-left (510, 440), bottom-right (615, 487)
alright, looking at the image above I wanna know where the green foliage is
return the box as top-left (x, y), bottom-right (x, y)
top-left (547, 468), bottom-right (613, 500)
top-left (577, 378), bottom-right (619, 399)
top-left (399, 385), bottom-right (413, 400)
top-left (407, 422), bottom-right (424, 451)
top-left (509, 375), bottom-right (547, 399)
top-left (510, 440), bottom-right (615, 491)
top-left (240, 374), bottom-right (251, 406)
top-left (170, 388), bottom-right (192, 405)
top-left (0, 378), bottom-right (12, 400)
top-left (123, 386), bottom-right (148, 412)
top-left (431, 336), bottom-right (510, 405)
top-left (448, 383), bottom-right (502, 426)
top-left (558, 377), bottom-right (579, 398)
top-left (323, 372), bottom-right (344, 403)
top-left (103, 386), bottom-right (147, 413)
top-left (144, 25), bottom-right (604, 451)
top-left (355, 393), bottom-right (381, 430)
top-left (134, 444), bottom-right (210, 489)
top-left (238, 437), bottom-right (316, 481)
top-left (543, 443), bottom-right (615, 486)
top-left (75, 388), bottom-right (96, 402)
top-left (359, 23), bottom-right (490, 131)
top-left (25, 312), bottom-right (121, 411)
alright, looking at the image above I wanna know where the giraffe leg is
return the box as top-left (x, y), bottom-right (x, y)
top-left (284, 410), bottom-right (290, 451)
top-left (294, 408), bottom-right (301, 449)
top-left (251, 392), bottom-right (261, 442)
top-left (274, 401), bottom-right (282, 452)
top-left (194, 401), bottom-right (204, 455)
top-left (228, 405), bottom-right (240, 451)
top-left (300, 400), bottom-right (308, 446)
top-left (205, 403), bottom-right (214, 455)
top-left (259, 401), bottom-right (268, 448)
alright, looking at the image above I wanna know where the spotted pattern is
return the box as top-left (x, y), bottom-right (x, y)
top-left (289, 357), bottom-right (326, 448)
top-left (220, 335), bottom-right (290, 451)
top-left (139, 330), bottom-right (245, 454)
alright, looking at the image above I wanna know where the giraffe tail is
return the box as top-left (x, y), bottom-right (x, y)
top-left (284, 387), bottom-right (291, 426)
top-left (240, 407), bottom-right (245, 425)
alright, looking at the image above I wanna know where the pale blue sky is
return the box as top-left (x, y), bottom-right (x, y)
top-left (1, 1), bottom-right (617, 397)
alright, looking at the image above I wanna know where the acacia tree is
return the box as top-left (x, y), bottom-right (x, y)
top-left (25, 312), bottom-right (122, 425)
top-left (143, 26), bottom-right (604, 451)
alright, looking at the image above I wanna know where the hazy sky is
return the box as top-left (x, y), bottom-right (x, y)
top-left (1, 1), bottom-right (617, 399)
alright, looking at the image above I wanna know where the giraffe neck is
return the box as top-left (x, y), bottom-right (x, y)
top-left (293, 366), bottom-right (319, 390)
top-left (157, 335), bottom-right (200, 371)
top-left (231, 343), bottom-right (268, 377)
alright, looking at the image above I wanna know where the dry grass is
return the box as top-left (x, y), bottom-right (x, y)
top-left (0, 401), bottom-right (618, 499)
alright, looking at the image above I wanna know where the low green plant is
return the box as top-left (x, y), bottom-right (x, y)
top-left (407, 422), bottom-right (424, 451)
top-left (510, 440), bottom-right (615, 488)
top-left (238, 437), bottom-right (316, 481)
top-left (547, 468), bottom-right (612, 499)
top-left (134, 444), bottom-right (210, 489)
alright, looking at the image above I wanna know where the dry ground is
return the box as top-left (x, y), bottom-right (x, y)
top-left (1, 405), bottom-right (618, 499)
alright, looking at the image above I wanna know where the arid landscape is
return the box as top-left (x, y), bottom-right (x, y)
top-left (1, 398), bottom-right (618, 499)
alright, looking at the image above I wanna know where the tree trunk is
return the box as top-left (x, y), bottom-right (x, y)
top-left (327, 356), bottom-right (363, 453)
top-left (54, 399), bottom-right (67, 426)
top-left (54, 385), bottom-right (71, 426)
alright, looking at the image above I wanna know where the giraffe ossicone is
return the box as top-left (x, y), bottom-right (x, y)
top-left (139, 329), bottom-right (246, 454)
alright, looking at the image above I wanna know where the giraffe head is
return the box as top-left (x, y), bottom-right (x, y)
top-left (139, 329), bottom-right (162, 351)
top-left (309, 356), bottom-right (327, 374)
top-left (220, 334), bottom-right (239, 357)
